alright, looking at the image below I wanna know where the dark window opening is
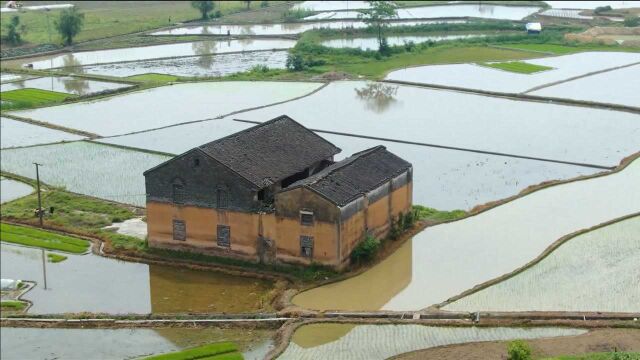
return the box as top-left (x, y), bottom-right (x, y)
top-left (217, 189), bottom-right (228, 208)
top-left (193, 158), bottom-right (200, 167)
top-left (258, 189), bottom-right (265, 201)
top-left (281, 168), bottom-right (310, 188)
top-left (217, 225), bottom-right (230, 247)
top-left (172, 184), bottom-right (185, 204)
top-left (172, 220), bottom-right (186, 241)
top-left (300, 235), bottom-right (314, 258)
top-left (300, 211), bottom-right (314, 226)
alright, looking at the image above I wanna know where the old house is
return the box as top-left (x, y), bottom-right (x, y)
top-left (144, 115), bottom-right (413, 269)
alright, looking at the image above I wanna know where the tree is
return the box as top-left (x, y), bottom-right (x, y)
top-left (358, 1), bottom-right (398, 54)
top-left (244, 1), bottom-right (252, 10)
top-left (191, 1), bottom-right (214, 20)
top-left (624, 15), bottom-right (639, 27)
top-left (5, 15), bottom-right (26, 45)
top-left (507, 340), bottom-right (532, 360)
top-left (55, 7), bottom-right (84, 45)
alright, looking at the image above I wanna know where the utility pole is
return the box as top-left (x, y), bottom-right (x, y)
top-left (34, 162), bottom-right (44, 227)
top-left (41, 248), bottom-right (48, 290)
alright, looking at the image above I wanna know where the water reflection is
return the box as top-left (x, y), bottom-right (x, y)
top-left (293, 238), bottom-right (412, 311)
top-left (192, 40), bottom-right (219, 69)
top-left (355, 82), bottom-right (399, 113)
top-left (0, 76), bottom-right (128, 95)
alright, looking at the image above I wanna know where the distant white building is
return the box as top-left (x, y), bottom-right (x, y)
top-left (526, 22), bottom-right (542, 34)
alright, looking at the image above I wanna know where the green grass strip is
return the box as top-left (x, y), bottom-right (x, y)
top-left (0, 300), bottom-right (27, 310)
top-left (413, 205), bottom-right (466, 222)
top-left (141, 342), bottom-right (240, 360)
top-left (0, 88), bottom-right (72, 105)
top-left (1, 223), bottom-right (90, 254)
top-left (480, 61), bottom-right (553, 74)
top-left (47, 252), bottom-right (68, 263)
top-left (126, 73), bottom-right (179, 83)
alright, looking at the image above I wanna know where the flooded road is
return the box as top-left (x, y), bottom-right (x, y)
top-left (0, 76), bottom-right (131, 96)
top-left (294, 158), bottom-right (640, 311)
top-left (0, 243), bottom-right (272, 314)
top-left (1, 327), bottom-right (274, 360)
top-left (280, 323), bottom-right (586, 359)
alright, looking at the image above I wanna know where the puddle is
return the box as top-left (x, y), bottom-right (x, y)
top-left (0, 177), bottom-right (33, 204)
top-left (232, 81), bottom-right (640, 167)
top-left (0, 141), bottom-right (170, 207)
top-left (14, 39), bottom-right (295, 70)
top-left (1, 117), bottom-right (85, 149)
top-left (444, 216), bottom-right (640, 313)
top-left (385, 51), bottom-right (640, 94)
top-left (151, 19), bottom-right (465, 36)
top-left (9, 81), bottom-right (323, 136)
top-left (0, 76), bottom-right (131, 96)
top-left (0, 327), bottom-right (274, 360)
top-left (104, 217), bottom-right (147, 239)
top-left (304, 4), bottom-right (541, 21)
top-left (294, 158), bottom-right (640, 311)
top-left (78, 50), bottom-right (288, 78)
top-left (321, 34), bottom-right (484, 50)
top-left (0, 243), bottom-right (273, 314)
top-left (529, 64), bottom-right (640, 107)
top-left (281, 324), bottom-right (586, 359)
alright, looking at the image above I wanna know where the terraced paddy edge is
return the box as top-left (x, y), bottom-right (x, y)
top-left (320, 34), bottom-right (485, 50)
top-left (0, 141), bottom-right (170, 207)
top-left (0, 76), bottom-right (132, 96)
top-left (441, 215), bottom-right (640, 313)
top-left (292, 156), bottom-right (640, 311)
top-left (278, 324), bottom-right (586, 360)
top-left (79, 50), bottom-right (289, 78)
top-left (385, 52), bottom-right (640, 94)
top-left (8, 81), bottom-right (324, 136)
top-left (0, 242), bottom-right (273, 314)
top-left (0, 327), bottom-right (274, 360)
top-left (529, 64), bottom-right (640, 108)
top-left (0, 223), bottom-right (91, 254)
top-left (1, 116), bottom-right (85, 149)
top-left (6, 39), bottom-right (296, 70)
top-left (230, 81), bottom-right (640, 168)
top-left (0, 177), bottom-right (33, 204)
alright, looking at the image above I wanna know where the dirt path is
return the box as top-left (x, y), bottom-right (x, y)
top-left (393, 328), bottom-right (640, 360)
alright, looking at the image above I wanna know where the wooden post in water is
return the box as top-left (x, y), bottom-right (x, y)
top-left (41, 248), bottom-right (48, 290)
top-left (34, 162), bottom-right (44, 227)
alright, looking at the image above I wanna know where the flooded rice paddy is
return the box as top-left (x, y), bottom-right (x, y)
top-left (1, 116), bottom-right (85, 148)
top-left (294, 158), bottom-right (640, 311)
top-left (292, 1), bottom-right (371, 11)
top-left (443, 216), bottom-right (640, 313)
top-left (150, 19), bottom-right (464, 36)
top-left (0, 177), bottom-right (33, 204)
top-left (15, 39), bottom-right (295, 70)
top-left (77, 50), bottom-right (288, 78)
top-left (1, 72), bottom-right (33, 83)
top-left (0, 76), bottom-right (131, 96)
top-left (10, 81), bottom-right (322, 136)
top-left (321, 34), bottom-right (484, 50)
top-left (280, 324), bottom-right (586, 360)
top-left (540, 8), bottom-right (593, 19)
top-left (96, 117), bottom-right (597, 210)
top-left (233, 81), bottom-right (640, 167)
top-left (0, 243), bottom-right (272, 314)
top-left (0, 141), bottom-right (170, 207)
top-left (303, 4), bottom-right (541, 21)
top-left (1, 327), bottom-right (274, 360)
top-left (529, 64), bottom-right (640, 107)
top-left (385, 52), bottom-right (640, 94)
top-left (545, 1), bottom-right (640, 9)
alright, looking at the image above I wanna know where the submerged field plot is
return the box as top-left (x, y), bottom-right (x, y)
top-left (0, 76), bottom-right (131, 96)
top-left (294, 157), bottom-right (640, 311)
top-left (443, 215), bottom-right (640, 313)
top-left (0, 141), bottom-right (169, 207)
top-left (0, 117), bottom-right (85, 149)
top-left (0, 177), bottom-right (33, 204)
top-left (320, 34), bottom-right (484, 50)
top-left (279, 324), bottom-right (586, 360)
top-left (9, 82), bottom-right (323, 136)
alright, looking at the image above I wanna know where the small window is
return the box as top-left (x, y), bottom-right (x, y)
top-left (300, 210), bottom-right (314, 226)
top-left (257, 189), bottom-right (265, 201)
top-left (217, 189), bottom-right (228, 209)
top-left (193, 158), bottom-right (200, 167)
top-left (172, 184), bottom-right (185, 204)
top-left (300, 235), bottom-right (314, 258)
top-left (172, 220), bottom-right (186, 241)
top-left (217, 225), bottom-right (230, 247)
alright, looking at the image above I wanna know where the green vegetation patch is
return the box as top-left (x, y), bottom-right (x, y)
top-left (47, 252), bottom-right (68, 263)
top-left (413, 205), bottom-right (466, 222)
top-left (499, 43), bottom-right (640, 55)
top-left (1, 223), bottom-right (90, 253)
top-left (0, 300), bottom-right (27, 311)
top-left (0, 88), bottom-right (72, 106)
top-left (142, 342), bottom-right (241, 360)
top-left (126, 73), bottom-right (179, 83)
top-left (479, 61), bottom-right (553, 74)
top-left (544, 352), bottom-right (640, 360)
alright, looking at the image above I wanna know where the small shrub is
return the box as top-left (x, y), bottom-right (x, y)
top-left (211, 10), bottom-right (222, 18)
top-left (623, 16), bottom-right (639, 27)
top-left (286, 53), bottom-right (305, 71)
top-left (507, 340), bottom-right (531, 360)
top-left (402, 210), bottom-right (416, 230)
top-left (378, 37), bottom-right (391, 55)
top-left (350, 235), bottom-right (380, 264)
top-left (594, 5), bottom-right (612, 14)
top-left (403, 40), bottom-right (416, 52)
top-left (250, 64), bottom-right (270, 73)
top-left (388, 216), bottom-right (401, 240)
top-left (261, 0), bottom-right (269, 7)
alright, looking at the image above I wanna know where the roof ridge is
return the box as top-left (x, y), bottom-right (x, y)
top-left (297, 145), bottom-right (386, 187)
